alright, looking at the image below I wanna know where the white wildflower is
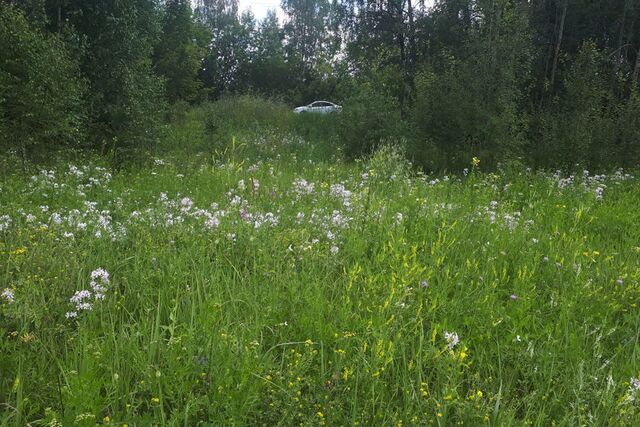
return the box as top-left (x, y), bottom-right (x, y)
top-left (444, 331), bottom-right (459, 350)
top-left (1, 288), bottom-right (15, 303)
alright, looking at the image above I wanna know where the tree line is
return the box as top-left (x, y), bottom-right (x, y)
top-left (1, 0), bottom-right (640, 170)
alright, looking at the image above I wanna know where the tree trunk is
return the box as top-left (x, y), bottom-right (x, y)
top-left (404, 0), bottom-right (417, 112)
top-left (540, 0), bottom-right (560, 106)
top-left (633, 47), bottom-right (640, 87)
top-left (550, 0), bottom-right (568, 89)
top-left (57, 2), bottom-right (62, 33)
top-left (407, 0), bottom-right (417, 68)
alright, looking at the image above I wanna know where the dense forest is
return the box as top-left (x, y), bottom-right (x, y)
top-left (1, 0), bottom-right (640, 170)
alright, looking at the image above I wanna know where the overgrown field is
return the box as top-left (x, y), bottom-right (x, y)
top-left (1, 111), bottom-right (640, 426)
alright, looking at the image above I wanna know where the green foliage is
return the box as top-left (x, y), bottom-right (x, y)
top-left (3, 0), bottom-right (640, 171)
top-left (246, 11), bottom-right (295, 98)
top-left (532, 42), bottom-right (640, 170)
top-left (0, 4), bottom-right (85, 160)
top-left (62, 0), bottom-right (166, 162)
top-left (154, 0), bottom-right (203, 103)
top-left (281, 0), bottom-right (335, 82)
top-left (338, 81), bottom-right (405, 160)
top-left (412, 0), bottom-right (531, 170)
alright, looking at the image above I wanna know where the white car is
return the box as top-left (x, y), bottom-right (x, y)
top-left (293, 101), bottom-right (342, 114)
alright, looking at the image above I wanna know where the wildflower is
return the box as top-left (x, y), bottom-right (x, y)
top-left (394, 212), bottom-right (403, 225)
top-left (627, 377), bottom-right (640, 402)
top-left (595, 186), bottom-right (604, 201)
top-left (67, 268), bottom-right (110, 318)
top-left (444, 331), bottom-right (459, 350)
top-left (510, 294), bottom-right (518, 301)
top-left (90, 268), bottom-right (110, 300)
top-left (459, 347), bottom-right (468, 360)
top-left (151, 397), bottom-right (160, 404)
top-left (420, 280), bottom-right (429, 289)
top-left (204, 213), bottom-right (220, 229)
top-left (70, 290), bottom-right (93, 311)
top-left (293, 178), bottom-right (315, 196)
top-left (616, 278), bottom-right (624, 286)
top-left (1, 288), bottom-right (15, 303)
top-left (49, 213), bottom-right (62, 225)
top-left (330, 183), bottom-right (352, 206)
top-left (0, 215), bottom-right (12, 232)
top-left (330, 246), bottom-right (339, 255)
top-left (180, 197), bottom-right (193, 212)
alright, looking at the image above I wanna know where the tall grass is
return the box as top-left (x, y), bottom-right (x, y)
top-left (1, 101), bottom-right (640, 426)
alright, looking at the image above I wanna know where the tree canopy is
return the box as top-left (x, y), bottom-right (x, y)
top-left (1, 0), bottom-right (639, 169)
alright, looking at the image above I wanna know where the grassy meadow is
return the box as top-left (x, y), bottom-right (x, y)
top-left (1, 102), bottom-right (640, 426)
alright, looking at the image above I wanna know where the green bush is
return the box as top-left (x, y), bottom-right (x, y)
top-left (531, 42), bottom-right (640, 170)
top-left (0, 5), bottom-right (85, 161)
top-left (338, 82), bottom-right (405, 160)
top-left (412, 59), bottom-right (527, 172)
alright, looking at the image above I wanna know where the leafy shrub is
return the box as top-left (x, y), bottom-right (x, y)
top-left (338, 82), bottom-right (405, 159)
top-left (412, 59), bottom-right (527, 172)
top-left (0, 5), bottom-right (85, 161)
top-left (63, 0), bottom-right (166, 166)
top-left (531, 42), bottom-right (640, 170)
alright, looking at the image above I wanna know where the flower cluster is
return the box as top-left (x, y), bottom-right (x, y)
top-left (444, 331), bottom-right (459, 350)
top-left (1, 288), bottom-right (15, 303)
top-left (627, 377), bottom-right (640, 402)
top-left (0, 214), bottom-right (11, 232)
top-left (66, 268), bottom-right (110, 319)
